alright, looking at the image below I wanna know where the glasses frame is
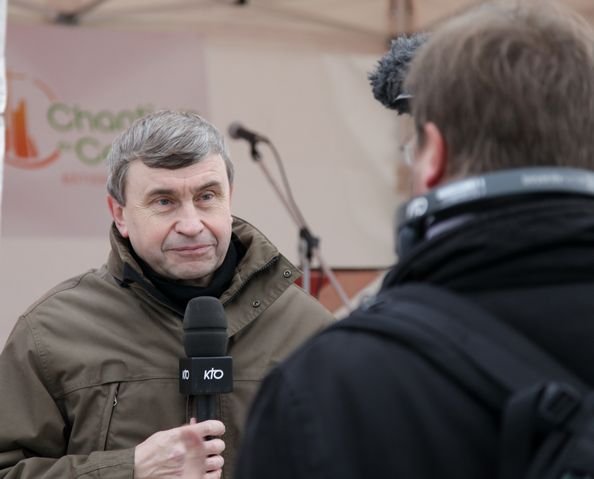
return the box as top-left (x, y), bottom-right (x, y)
top-left (399, 134), bottom-right (417, 167)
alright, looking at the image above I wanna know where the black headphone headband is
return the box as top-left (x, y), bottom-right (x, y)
top-left (396, 167), bottom-right (594, 257)
top-left (399, 167), bottom-right (594, 227)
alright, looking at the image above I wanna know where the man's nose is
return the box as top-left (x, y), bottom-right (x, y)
top-left (174, 204), bottom-right (204, 236)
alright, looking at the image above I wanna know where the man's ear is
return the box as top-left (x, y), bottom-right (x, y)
top-left (107, 195), bottom-right (129, 238)
top-left (228, 181), bottom-right (234, 214)
top-left (417, 122), bottom-right (447, 190)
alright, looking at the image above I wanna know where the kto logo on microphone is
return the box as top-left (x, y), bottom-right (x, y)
top-left (179, 357), bottom-right (233, 395)
top-left (181, 367), bottom-right (224, 380)
top-left (203, 368), bottom-right (224, 380)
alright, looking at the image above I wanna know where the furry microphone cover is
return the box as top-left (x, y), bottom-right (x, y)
top-left (369, 34), bottom-right (428, 114)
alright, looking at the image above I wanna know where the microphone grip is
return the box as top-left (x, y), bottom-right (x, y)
top-left (179, 356), bottom-right (233, 425)
top-left (195, 394), bottom-right (216, 422)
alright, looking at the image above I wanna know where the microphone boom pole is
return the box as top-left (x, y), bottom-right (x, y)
top-left (228, 123), bottom-right (352, 312)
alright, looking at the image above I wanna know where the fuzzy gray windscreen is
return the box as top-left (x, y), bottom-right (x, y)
top-left (369, 34), bottom-right (428, 114)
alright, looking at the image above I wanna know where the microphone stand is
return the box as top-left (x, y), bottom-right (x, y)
top-left (247, 139), bottom-right (352, 312)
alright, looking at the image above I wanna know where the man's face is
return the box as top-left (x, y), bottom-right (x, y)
top-left (109, 154), bottom-right (233, 285)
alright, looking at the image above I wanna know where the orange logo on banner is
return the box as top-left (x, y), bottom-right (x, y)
top-left (5, 72), bottom-right (60, 169)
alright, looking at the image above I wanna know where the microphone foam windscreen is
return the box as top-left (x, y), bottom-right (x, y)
top-left (368, 33), bottom-right (428, 114)
top-left (183, 297), bottom-right (228, 357)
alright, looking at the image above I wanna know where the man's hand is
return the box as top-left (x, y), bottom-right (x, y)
top-left (134, 419), bottom-right (225, 479)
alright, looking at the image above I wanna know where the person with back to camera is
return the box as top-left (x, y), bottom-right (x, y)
top-left (0, 110), bottom-right (334, 479)
top-left (234, 1), bottom-right (594, 478)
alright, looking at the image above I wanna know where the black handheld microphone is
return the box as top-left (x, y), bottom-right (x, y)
top-left (228, 122), bottom-right (268, 144)
top-left (179, 297), bottom-right (233, 422)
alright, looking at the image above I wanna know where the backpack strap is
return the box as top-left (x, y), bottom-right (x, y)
top-left (332, 282), bottom-right (588, 479)
top-left (337, 282), bottom-right (586, 392)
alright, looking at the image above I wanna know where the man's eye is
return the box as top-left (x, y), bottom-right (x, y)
top-left (200, 192), bottom-right (215, 201)
top-left (156, 198), bottom-right (172, 206)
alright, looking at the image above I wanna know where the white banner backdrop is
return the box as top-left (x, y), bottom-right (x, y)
top-left (2, 23), bottom-right (400, 266)
top-left (0, 23), bottom-right (401, 346)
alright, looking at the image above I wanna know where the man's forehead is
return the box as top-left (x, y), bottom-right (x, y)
top-left (132, 155), bottom-right (224, 176)
top-left (127, 155), bottom-right (228, 191)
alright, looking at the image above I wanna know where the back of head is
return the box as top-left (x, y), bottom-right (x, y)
top-left (404, 0), bottom-right (594, 178)
top-left (106, 110), bottom-right (233, 205)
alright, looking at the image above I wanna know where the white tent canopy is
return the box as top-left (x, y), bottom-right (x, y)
top-left (9, 0), bottom-right (594, 40)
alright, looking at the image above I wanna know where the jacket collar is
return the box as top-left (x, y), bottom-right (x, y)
top-left (107, 216), bottom-right (302, 335)
top-left (385, 197), bottom-right (594, 292)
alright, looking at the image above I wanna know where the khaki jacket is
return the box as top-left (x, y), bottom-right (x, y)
top-left (0, 217), bottom-right (334, 479)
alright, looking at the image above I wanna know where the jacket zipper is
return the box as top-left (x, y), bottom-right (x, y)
top-left (102, 383), bottom-right (120, 450)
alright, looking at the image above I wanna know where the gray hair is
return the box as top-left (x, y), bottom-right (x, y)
top-left (106, 110), bottom-right (233, 205)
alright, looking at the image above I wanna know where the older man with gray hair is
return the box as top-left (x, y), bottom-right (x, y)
top-left (0, 110), bottom-right (333, 479)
